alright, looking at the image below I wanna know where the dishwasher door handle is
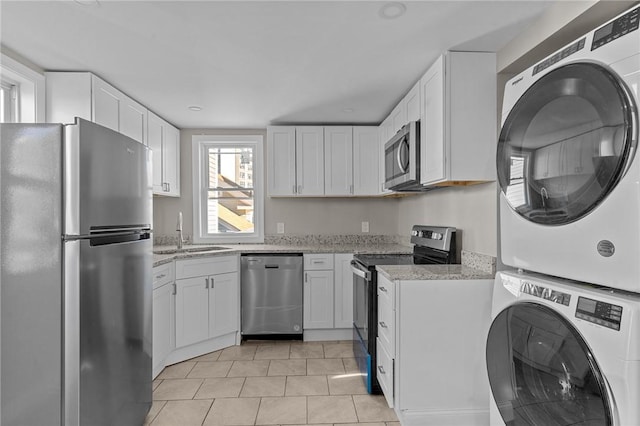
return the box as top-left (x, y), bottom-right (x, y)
top-left (265, 264), bottom-right (280, 269)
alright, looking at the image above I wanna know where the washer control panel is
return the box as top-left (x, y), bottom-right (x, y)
top-left (575, 296), bottom-right (622, 331)
top-left (591, 6), bottom-right (639, 51)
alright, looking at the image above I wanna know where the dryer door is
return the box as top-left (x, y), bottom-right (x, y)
top-left (486, 302), bottom-right (613, 426)
top-left (497, 63), bottom-right (637, 225)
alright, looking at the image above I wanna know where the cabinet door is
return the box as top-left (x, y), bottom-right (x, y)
top-left (378, 116), bottom-right (394, 195)
top-left (420, 56), bottom-right (446, 185)
top-left (148, 111), bottom-right (165, 194)
top-left (353, 127), bottom-right (379, 196)
top-left (405, 81), bottom-right (421, 123)
top-left (303, 270), bottom-right (334, 329)
top-left (153, 283), bottom-right (175, 377)
top-left (324, 126), bottom-right (353, 195)
top-left (175, 277), bottom-right (210, 347)
top-left (163, 122), bottom-right (180, 197)
top-left (209, 272), bottom-right (239, 338)
top-left (296, 126), bottom-right (325, 196)
top-left (91, 76), bottom-right (121, 132)
top-left (390, 102), bottom-right (406, 134)
top-left (120, 96), bottom-right (148, 145)
top-left (334, 253), bottom-right (354, 329)
top-left (267, 126), bottom-right (297, 196)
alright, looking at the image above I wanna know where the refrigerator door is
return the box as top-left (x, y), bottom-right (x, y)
top-left (64, 237), bottom-right (152, 426)
top-left (1, 124), bottom-right (64, 426)
top-left (64, 118), bottom-right (152, 236)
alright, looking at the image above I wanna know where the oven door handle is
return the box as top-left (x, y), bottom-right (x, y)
top-left (350, 261), bottom-right (371, 281)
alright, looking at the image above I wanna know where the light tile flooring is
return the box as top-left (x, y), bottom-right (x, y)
top-left (145, 340), bottom-right (400, 426)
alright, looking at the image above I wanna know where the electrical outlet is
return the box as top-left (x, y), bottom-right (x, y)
top-left (277, 222), bottom-right (285, 234)
top-left (361, 221), bottom-right (369, 233)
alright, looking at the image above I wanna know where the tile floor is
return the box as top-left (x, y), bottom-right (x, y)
top-left (145, 340), bottom-right (400, 426)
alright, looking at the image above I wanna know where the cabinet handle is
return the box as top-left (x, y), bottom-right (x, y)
top-left (379, 286), bottom-right (387, 293)
top-left (211, 277), bottom-right (214, 289)
top-left (378, 366), bottom-right (386, 375)
top-left (379, 321), bottom-right (387, 328)
top-left (205, 278), bottom-right (209, 289)
top-left (167, 182), bottom-right (171, 192)
top-left (155, 273), bottom-right (166, 279)
top-left (172, 283), bottom-right (176, 295)
top-left (305, 273), bottom-right (308, 283)
top-left (311, 259), bottom-right (324, 264)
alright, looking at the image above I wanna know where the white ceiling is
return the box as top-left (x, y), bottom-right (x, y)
top-left (0, 1), bottom-right (553, 129)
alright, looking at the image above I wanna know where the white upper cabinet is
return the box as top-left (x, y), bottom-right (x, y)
top-left (353, 126), bottom-right (380, 196)
top-left (324, 126), bottom-right (353, 196)
top-left (419, 52), bottom-right (497, 186)
top-left (149, 111), bottom-right (180, 197)
top-left (46, 72), bottom-right (148, 146)
top-left (390, 101), bottom-right (406, 134)
top-left (267, 126), bottom-right (324, 196)
top-left (405, 81), bottom-right (421, 123)
top-left (296, 126), bottom-right (325, 196)
top-left (267, 126), bottom-right (297, 196)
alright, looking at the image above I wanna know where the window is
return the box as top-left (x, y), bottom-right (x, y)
top-left (0, 79), bottom-right (18, 123)
top-left (0, 52), bottom-right (45, 123)
top-left (192, 135), bottom-right (264, 243)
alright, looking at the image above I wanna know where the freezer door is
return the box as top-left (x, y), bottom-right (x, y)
top-left (64, 237), bottom-right (152, 426)
top-left (64, 118), bottom-right (152, 236)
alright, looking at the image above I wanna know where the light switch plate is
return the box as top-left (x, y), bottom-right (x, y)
top-left (361, 221), bottom-right (369, 233)
top-left (277, 222), bottom-right (285, 234)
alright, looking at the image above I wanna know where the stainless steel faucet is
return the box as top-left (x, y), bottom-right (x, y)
top-left (177, 211), bottom-right (184, 249)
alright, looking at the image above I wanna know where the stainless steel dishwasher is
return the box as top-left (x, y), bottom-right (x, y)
top-left (241, 253), bottom-right (303, 338)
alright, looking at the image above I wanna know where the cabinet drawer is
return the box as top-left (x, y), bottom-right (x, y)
top-left (153, 262), bottom-right (175, 289)
top-left (377, 276), bottom-right (395, 308)
top-left (304, 253), bottom-right (334, 270)
top-left (377, 295), bottom-right (395, 357)
top-left (376, 338), bottom-right (394, 408)
top-left (175, 255), bottom-right (238, 279)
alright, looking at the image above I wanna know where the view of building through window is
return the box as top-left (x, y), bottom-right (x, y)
top-left (206, 146), bottom-right (255, 234)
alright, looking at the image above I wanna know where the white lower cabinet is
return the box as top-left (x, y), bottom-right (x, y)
top-left (152, 263), bottom-right (175, 378)
top-left (377, 273), bottom-right (493, 425)
top-left (303, 253), bottom-right (354, 340)
top-left (155, 255), bottom-right (239, 376)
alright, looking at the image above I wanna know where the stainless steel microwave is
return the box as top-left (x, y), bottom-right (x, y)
top-left (384, 121), bottom-right (422, 191)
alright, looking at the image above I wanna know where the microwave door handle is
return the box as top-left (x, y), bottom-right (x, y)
top-left (397, 137), bottom-right (409, 173)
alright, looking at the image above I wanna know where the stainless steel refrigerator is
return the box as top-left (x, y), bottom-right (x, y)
top-left (1, 118), bottom-right (153, 426)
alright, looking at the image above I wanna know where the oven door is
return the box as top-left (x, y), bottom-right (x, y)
top-left (351, 260), bottom-right (380, 393)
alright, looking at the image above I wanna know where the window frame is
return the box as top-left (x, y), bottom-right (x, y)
top-left (192, 134), bottom-right (264, 244)
top-left (0, 52), bottom-right (45, 123)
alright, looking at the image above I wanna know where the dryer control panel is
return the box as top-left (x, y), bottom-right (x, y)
top-left (575, 296), bottom-right (622, 330)
top-left (591, 6), bottom-right (639, 51)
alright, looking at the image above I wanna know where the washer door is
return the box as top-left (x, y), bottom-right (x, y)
top-left (486, 303), bottom-right (613, 426)
top-left (497, 63), bottom-right (637, 225)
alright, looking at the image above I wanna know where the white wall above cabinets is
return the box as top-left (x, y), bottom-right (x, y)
top-left (46, 72), bottom-right (148, 146)
top-left (419, 52), bottom-right (497, 187)
top-left (267, 125), bottom-right (381, 197)
top-left (149, 111), bottom-right (180, 197)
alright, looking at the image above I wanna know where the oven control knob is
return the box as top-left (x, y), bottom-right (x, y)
top-left (412, 230), bottom-right (419, 237)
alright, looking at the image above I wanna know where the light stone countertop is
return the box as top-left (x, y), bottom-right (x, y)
top-left (153, 243), bottom-right (412, 267)
top-left (376, 263), bottom-right (494, 281)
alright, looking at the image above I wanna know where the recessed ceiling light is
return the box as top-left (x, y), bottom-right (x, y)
top-left (342, 108), bottom-right (355, 113)
top-left (188, 106), bottom-right (203, 112)
top-left (379, 2), bottom-right (406, 19)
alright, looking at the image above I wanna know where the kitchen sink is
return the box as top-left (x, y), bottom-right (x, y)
top-left (153, 246), bottom-right (229, 255)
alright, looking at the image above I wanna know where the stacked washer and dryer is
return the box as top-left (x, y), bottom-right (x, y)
top-left (488, 5), bottom-right (640, 426)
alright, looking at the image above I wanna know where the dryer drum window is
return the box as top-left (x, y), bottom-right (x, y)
top-left (486, 303), bottom-right (613, 426)
top-left (497, 63), bottom-right (637, 225)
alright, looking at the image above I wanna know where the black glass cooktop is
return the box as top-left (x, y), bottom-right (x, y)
top-left (354, 253), bottom-right (419, 268)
